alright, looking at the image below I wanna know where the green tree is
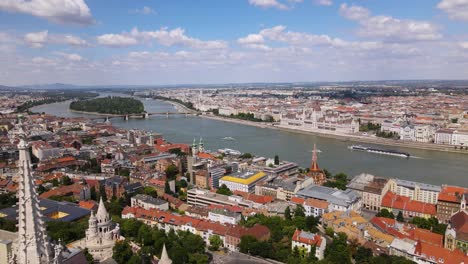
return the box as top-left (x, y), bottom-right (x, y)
top-left (61, 175), bottom-right (73, 185)
top-left (353, 246), bottom-right (372, 263)
top-left (0, 193), bottom-right (18, 209)
top-left (165, 180), bottom-right (172, 195)
top-left (188, 253), bottom-right (209, 264)
top-left (397, 211), bottom-right (405, 222)
top-left (285, 206), bottom-right (292, 221)
top-left (239, 153), bottom-right (253, 159)
top-left (99, 184), bottom-right (108, 201)
top-left (90, 186), bottom-right (97, 201)
top-left (294, 205), bottom-right (306, 218)
top-left (83, 248), bottom-right (94, 264)
top-left (143, 186), bottom-right (158, 198)
top-left (118, 168), bottom-right (131, 177)
top-left (113, 240), bottom-right (134, 264)
top-left (216, 184), bottom-right (233, 196)
top-left (409, 217), bottom-right (447, 235)
top-left (208, 235), bottom-right (223, 251)
top-left (274, 154), bottom-right (280, 165)
top-left (325, 232), bottom-right (352, 264)
top-left (305, 216), bottom-right (319, 232)
top-left (52, 178), bottom-right (59, 187)
top-left (165, 164), bottom-right (179, 180)
top-left (239, 235), bottom-right (258, 254)
top-left (376, 209), bottom-right (395, 219)
top-left (120, 218), bottom-right (143, 239)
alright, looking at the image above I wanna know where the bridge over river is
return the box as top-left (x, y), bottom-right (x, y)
top-left (89, 111), bottom-right (200, 121)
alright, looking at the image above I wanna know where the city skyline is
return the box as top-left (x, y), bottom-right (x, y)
top-left (1, 0), bottom-right (468, 86)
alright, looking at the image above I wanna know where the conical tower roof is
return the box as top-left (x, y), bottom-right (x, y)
top-left (96, 197), bottom-right (109, 223)
top-left (159, 244), bottom-right (172, 264)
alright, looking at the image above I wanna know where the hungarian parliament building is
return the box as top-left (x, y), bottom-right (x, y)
top-left (279, 107), bottom-right (359, 134)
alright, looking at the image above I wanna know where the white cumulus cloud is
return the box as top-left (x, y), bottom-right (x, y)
top-left (97, 34), bottom-right (138, 47)
top-left (131, 6), bottom-right (156, 15)
top-left (237, 34), bottom-right (265, 44)
top-left (314, 0), bottom-right (332, 6)
top-left (339, 4), bottom-right (442, 42)
top-left (24, 31), bottom-right (48, 48)
top-left (0, 0), bottom-right (93, 25)
top-left (248, 0), bottom-right (289, 10)
top-left (24, 31), bottom-right (88, 48)
top-left (437, 0), bottom-right (468, 21)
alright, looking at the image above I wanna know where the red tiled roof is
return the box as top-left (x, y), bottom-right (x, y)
top-left (233, 191), bottom-right (274, 204)
top-left (79, 200), bottom-right (98, 210)
top-left (292, 229), bottom-right (322, 246)
top-left (381, 192), bottom-right (436, 215)
top-left (371, 217), bottom-right (443, 246)
top-left (414, 241), bottom-right (468, 264)
top-left (291, 197), bottom-right (305, 204)
top-left (438, 185), bottom-right (468, 203)
top-left (304, 198), bottom-right (329, 209)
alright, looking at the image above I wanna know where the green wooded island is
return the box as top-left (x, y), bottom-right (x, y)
top-left (69, 96), bottom-right (145, 115)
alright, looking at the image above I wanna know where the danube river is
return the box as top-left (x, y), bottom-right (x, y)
top-left (31, 96), bottom-right (468, 186)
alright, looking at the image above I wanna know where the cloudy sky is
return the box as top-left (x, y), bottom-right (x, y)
top-left (0, 0), bottom-right (467, 86)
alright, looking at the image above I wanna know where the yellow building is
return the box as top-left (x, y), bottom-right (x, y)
top-left (219, 171), bottom-right (267, 193)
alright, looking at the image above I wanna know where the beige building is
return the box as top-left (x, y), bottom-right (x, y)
top-left (347, 173), bottom-right (390, 212)
top-left (387, 179), bottom-right (440, 204)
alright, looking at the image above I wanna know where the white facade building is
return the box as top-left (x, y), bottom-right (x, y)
top-left (387, 179), bottom-right (440, 204)
top-left (291, 230), bottom-right (326, 260)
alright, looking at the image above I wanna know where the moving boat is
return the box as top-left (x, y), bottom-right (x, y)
top-left (348, 145), bottom-right (410, 158)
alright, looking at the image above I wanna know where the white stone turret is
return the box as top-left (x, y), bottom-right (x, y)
top-left (14, 136), bottom-right (54, 264)
top-left (76, 197), bottom-right (119, 261)
top-left (86, 211), bottom-right (98, 240)
top-left (159, 244), bottom-right (172, 264)
top-left (96, 197), bottom-right (110, 224)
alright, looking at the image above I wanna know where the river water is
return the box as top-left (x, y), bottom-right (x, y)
top-left (31, 95), bottom-right (468, 187)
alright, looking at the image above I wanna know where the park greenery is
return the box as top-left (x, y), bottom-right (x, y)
top-left (238, 207), bottom-right (320, 263)
top-left (70, 96), bottom-right (144, 115)
top-left (376, 209), bottom-right (395, 219)
top-left (239, 152), bottom-right (253, 159)
top-left (112, 222), bottom-right (208, 264)
top-left (359, 122), bottom-right (381, 132)
top-left (0, 192), bottom-right (17, 209)
top-left (323, 172), bottom-right (349, 190)
top-left (409, 217), bottom-right (447, 235)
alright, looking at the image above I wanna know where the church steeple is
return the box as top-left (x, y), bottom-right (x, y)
top-left (15, 136), bottom-right (53, 264)
top-left (310, 144), bottom-right (320, 172)
top-left (198, 137), bottom-right (204, 153)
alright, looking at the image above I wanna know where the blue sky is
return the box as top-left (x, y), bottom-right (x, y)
top-left (0, 0), bottom-right (467, 85)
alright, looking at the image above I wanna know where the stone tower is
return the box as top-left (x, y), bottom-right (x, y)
top-left (198, 137), bottom-right (204, 153)
top-left (159, 244), bottom-right (172, 264)
top-left (79, 197), bottom-right (120, 261)
top-left (15, 136), bottom-right (53, 264)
